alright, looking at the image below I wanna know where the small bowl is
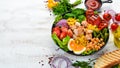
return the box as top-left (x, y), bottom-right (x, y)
top-left (84, 0), bottom-right (113, 10)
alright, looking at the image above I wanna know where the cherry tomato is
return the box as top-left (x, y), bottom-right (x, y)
top-left (60, 32), bottom-right (67, 40)
top-left (61, 26), bottom-right (68, 33)
top-left (115, 13), bottom-right (120, 21)
top-left (53, 30), bottom-right (60, 37)
top-left (103, 13), bottom-right (112, 21)
top-left (53, 26), bottom-right (60, 31)
top-left (111, 23), bottom-right (118, 31)
top-left (67, 29), bottom-right (73, 38)
top-left (53, 26), bottom-right (61, 37)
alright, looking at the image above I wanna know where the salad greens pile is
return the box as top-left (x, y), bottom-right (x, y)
top-left (52, 0), bottom-right (72, 15)
top-left (52, 0), bottom-right (85, 23)
top-left (63, 8), bottom-right (86, 22)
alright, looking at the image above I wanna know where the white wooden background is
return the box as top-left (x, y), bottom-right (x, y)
top-left (0, 0), bottom-right (120, 68)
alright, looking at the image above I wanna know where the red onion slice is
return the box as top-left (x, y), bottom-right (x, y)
top-left (56, 19), bottom-right (69, 28)
top-left (105, 10), bottom-right (120, 24)
top-left (49, 56), bottom-right (74, 68)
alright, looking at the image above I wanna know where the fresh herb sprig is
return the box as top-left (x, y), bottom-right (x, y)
top-left (52, 0), bottom-right (82, 15)
top-left (72, 59), bottom-right (96, 68)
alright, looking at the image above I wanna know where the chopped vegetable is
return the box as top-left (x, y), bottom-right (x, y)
top-left (71, 0), bottom-right (82, 7)
top-left (60, 32), bottom-right (67, 40)
top-left (53, 26), bottom-right (61, 37)
top-left (71, 8), bottom-right (85, 16)
top-left (52, 33), bottom-right (70, 51)
top-left (56, 19), bottom-right (69, 28)
top-left (63, 13), bottom-right (76, 19)
top-left (54, 15), bottom-right (63, 24)
top-left (92, 28), bottom-right (109, 42)
top-left (78, 15), bottom-right (86, 23)
top-left (98, 20), bottom-right (108, 30)
top-left (72, 61), bottom-right (92, 68)
top-left (87, 24), bottom-right (98, 31)
top-left (67, 18), bottom-right (76, 26)
top-left (52, 0), bottom-right (72, 15)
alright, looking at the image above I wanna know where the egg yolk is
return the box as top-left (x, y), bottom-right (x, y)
top-left (69, 40), bottom-right (85, 51)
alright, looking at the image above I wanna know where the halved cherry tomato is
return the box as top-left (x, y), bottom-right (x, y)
top-left (53, 30), bottom-right (60, 37)
top-left (115, 13), bottom-right (120, 21)
top-left (67, 29), bottom-right (73, 38)
top-left (53, 26), bottom-right (60, 31)
top-left (60, 32), bottom-right (67, 40)
top-left (61, 26), bottom-right (68, 33)
top-left (103, 13), bottom-right (112, 21)
top-left (111, 23), bottom-right (118, 31)
top-left (53, 26), bottom-right (61, 37)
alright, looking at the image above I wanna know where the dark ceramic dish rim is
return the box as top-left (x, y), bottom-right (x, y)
top-left (51, 23), bottom-right (109, 56)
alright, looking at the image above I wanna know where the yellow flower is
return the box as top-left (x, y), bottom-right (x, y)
top-left (67, 18), bottom-right (76, 26)
top-left (47, 0), bottom-right (58, 9)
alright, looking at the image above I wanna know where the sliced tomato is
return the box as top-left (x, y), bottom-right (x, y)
top-left (93, 15), bottom-right (101, 26)
top-left (87, 15), bottom-right (101, 26)
top-left (61, 26), bottom-right (68, 33)
top-left (86, 9), bottom-right (94, 17)
top-left (53, 26), bottom-right (61, 37)
top-left (98, 20), bottom-right (108, 30)
top-left (60, 32), bottom-right (67, 40)
top-left (53, 30), bottom-right (61, 37)
top-left (67, 29), bottom-right (73, 38)
top-left (53, 26), bottom-right (60, 31)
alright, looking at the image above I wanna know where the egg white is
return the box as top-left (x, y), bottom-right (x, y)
top-left (73, 47), bottom-right (86, 55)
top-left (68, 39), bottom-right (74, 51)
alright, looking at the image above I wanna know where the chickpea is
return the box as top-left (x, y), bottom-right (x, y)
top-left (91, 39), bottom-right (94, 42)
top-left (100, 38), bottom-right (103, 41)
top-left (97, 46), bottom-right (100, 50)
top-left (99, 44), bottom-right (103, 47)
top-left (86, 48), bottom-right (90, 51)
top-left (95, 45), bottom-right (98, 49)
top-left (102, 42), bottom-right (105, 45)
top-left (96, 38), bottom-right (99, 41)
top-left (94, 41), bottom-right (98, 45)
